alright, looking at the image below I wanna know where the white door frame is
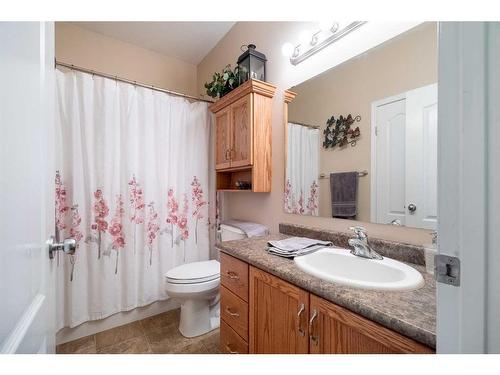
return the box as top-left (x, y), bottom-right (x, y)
top-left (370, 92), bottom-right (406, 223)
top-left (437, 21), bottom-right (500, 353)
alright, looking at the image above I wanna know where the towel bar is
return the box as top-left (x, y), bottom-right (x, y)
top-left (318, 170), bottom-right (368, 179)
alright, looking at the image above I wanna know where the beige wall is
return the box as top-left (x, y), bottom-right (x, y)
top-left (55, 22), bottom-right (198, 96)
top-left (198, 22), bottom-right (436, 246)
top-left (288, 23), bottom-right (437, 221)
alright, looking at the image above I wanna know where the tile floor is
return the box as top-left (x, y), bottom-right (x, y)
top-left (56, 308), bottom-right (221, 354)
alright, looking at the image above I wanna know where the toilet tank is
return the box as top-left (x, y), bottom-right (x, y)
top-left (219, 224), bottom-right (247, 242)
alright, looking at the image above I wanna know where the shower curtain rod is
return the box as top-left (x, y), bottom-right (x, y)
top-left (55, 60), bottom-right (215, 104)
top-left (290, 121), bottom-right (320, 129)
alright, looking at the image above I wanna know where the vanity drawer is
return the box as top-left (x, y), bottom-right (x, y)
top-left (220, 320), bottom-right (249, 354)
top-left (221, 285), bottom-right (248, 340)
top-left (220, 252), bottom-right (249, 301)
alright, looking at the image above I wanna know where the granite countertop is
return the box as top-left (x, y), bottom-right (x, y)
top-left (216, 233), bottom-right (436, 349)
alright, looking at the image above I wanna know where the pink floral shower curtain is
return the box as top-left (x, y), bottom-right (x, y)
top-left (284, 123), bottom-right (319, 216)
top-left (54, 70), bottom-right (211, 328)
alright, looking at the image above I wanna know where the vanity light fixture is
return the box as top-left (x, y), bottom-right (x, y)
top-left (282, 21), bottom-right (366, 65)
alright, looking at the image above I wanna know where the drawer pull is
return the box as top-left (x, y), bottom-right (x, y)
top-left (297, 303), bottom-right (306, 337)
top-left (226, 344), bottom-right (239, 354)
top-left (309, 309), bottom-right (319, 345)
top-left (226, 270), bottom-right (239, 280)
top-left (225, 307), bottom-right (240, 317)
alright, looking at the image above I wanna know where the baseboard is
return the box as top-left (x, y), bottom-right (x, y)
top-left (56, 299), bottom-right (180, 345)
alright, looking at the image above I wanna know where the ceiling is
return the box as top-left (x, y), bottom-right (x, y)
top-left (73, 22), bottom-right (235, 65)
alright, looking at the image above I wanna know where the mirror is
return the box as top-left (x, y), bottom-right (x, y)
top-left (284, 23), bottom-right (438, 230)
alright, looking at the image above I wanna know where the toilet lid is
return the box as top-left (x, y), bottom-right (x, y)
top-left (165, 260), bottom-right (220, 284)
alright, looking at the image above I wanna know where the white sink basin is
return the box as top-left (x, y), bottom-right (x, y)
top-left (294, 247), bottom-right (424, 291)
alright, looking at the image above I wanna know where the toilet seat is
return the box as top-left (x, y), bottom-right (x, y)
top-left (165, 260), bottom-right (220, 284)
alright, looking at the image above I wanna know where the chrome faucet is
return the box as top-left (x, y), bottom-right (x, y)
top-left (348, 226), bottom-right (383, 260)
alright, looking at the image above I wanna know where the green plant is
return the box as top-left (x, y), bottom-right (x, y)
top-left (204, 64), bottom-right (240, 99)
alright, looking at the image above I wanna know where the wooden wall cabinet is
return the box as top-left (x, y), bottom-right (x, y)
top-left (220, 253), bottom-right (434, 354)
top-left (209, 79), bottom-right (276, 192)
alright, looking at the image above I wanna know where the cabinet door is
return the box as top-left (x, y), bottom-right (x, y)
top-left (249, 267), bottom-right (309, 354)
top-left (309, 295), bottom-right (433, 354)
top-left (230, 94), bottom-right (253, 168)
top-left (215, 107), bottom-right (232, 170)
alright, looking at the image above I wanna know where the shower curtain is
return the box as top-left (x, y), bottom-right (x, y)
top-left (284, 123), bottom-right (319, 216)
top-left (54, 70), bottom-right (211, 328)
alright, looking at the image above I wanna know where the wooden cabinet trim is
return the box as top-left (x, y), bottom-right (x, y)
top-left (209, 79), bottom-right (276, 114)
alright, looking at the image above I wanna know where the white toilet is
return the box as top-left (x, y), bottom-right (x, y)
top-left (165, 224), bottom-right (247, 338)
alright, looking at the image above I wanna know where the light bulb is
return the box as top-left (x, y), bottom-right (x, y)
top-left (299, 29), bottom-right (312, 46)
top-left (281, 42), bottom-right (295, 57)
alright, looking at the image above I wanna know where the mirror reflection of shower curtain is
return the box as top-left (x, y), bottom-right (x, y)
top-left (54, 70), bottom-right (211, 328)
top-left (284, 123), bottom-right (319, 216)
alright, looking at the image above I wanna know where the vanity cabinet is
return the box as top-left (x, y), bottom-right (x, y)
top-left (249, 267), bottom-right (309, 354)
top-left (209, 79), bottom-right (276, 192)
top-left (309, 295), bottom-right (433, 354)
top-left (219, 253), bottom-right (434, 354)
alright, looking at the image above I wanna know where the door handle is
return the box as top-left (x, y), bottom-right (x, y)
top-left (48, 236), bottom-right (76, 259)
top-left (408, 203), bottom-right (417, 213)
top-left (297, 303), bottom-right (306, 336)
top-left (309, 309), bottom-right (319, 345)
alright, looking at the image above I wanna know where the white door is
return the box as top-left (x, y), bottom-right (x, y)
top-left (372, 84), bottom-right (438, 230)
top-left (437, 22), bottom-right (500, 354)
top-left (372, 95), bottom-right (407, 225)
top-left (0, 22), bottom-right (56, 353)
top-left (406, 84), bottom-right (438, 229)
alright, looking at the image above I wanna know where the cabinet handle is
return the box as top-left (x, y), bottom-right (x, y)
top-left (225, 149), bottom-right (230, 160)
top-left (297, 303), bottom-right (306, 337)
top-left (309, 309), bottom-right (319, 345)
top-left (225, 307), bottom-right (240, 317)
top-left (226, 270), bottom-right (239, 280)
top-left (226, 344), bottom-right (238, 354)
top-left (230, 148), bottom-right (235, 160)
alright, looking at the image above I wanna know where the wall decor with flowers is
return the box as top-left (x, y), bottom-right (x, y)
top-left (323, 114), bottom-right (361, 149)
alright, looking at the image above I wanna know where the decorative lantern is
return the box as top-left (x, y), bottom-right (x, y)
top-left (237, 44), bottom-right (267, 84)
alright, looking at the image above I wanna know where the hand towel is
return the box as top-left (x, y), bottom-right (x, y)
top-left (330, 172), bottom-right (358, 218)
top-left (221, 219), bottom-right (269, 238)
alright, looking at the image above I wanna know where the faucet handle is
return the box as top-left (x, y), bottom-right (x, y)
top-left (349, 226), bottom-right (367, 240)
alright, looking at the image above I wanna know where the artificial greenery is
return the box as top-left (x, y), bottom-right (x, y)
top-left (204, 64), bottom-right (240, 99)
top-left (323, 114), bottom-right (361, 149)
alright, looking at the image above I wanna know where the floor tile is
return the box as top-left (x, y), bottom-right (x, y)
top-left (172, 339), bottom-right (208, 354)
top-left (140, 308), bottom-right (180, 334)
top-left (146, 322), bottom-right (190, 353)
top-left (56, 335), bottom-right (96, 354)
top-left (95, 321), bottom-right (144, 350)
top-left (97, 335), bottom-right (152, 354)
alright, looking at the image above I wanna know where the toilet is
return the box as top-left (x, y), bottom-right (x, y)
top-left (165, 223), bottom-right (247, 338)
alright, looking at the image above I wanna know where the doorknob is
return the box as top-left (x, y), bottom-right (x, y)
top-left (408, 203), bottom-right (417, 213)
top-left (47, 236), bottom-right (76, 259)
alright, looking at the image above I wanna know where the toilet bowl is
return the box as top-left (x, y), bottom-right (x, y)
top-left (165, 223), bottom-right (253, 338)
top-left (165, 260), bottom-right (221, 338)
